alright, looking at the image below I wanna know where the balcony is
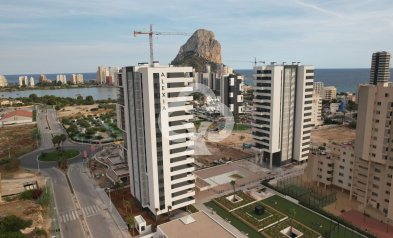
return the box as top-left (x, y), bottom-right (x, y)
top-left (170, 157), bottom-right (194, 168)
top-left (170, 164), bottom-right (194, 176)
top-left (172, 189), bottom-right (195, 201)
top-left (171, 180), bottom-right (195, 193)
top-left (171, 173), bottom-right (195, 185)
top-left (171, 197), bottom-right (195, 210)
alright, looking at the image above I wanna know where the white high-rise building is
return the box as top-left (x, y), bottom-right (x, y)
top-left (0, 75), bottom-right (8, 87)
top-left (71, 74), bottom-right (84, 84)
top-left (96, 66), bottom-right (108, 84)
top-left (18, 76), bottom-right (28, 87)
top-left (252, 64), bottom-right (314, 168)
top-left (56, 74), bottom-right (67, 84)
top-left (117, 62), bottom-right (195, 215)
top-left (108, 66), bottom-right (119, 85)
top-left (29, 77), bottom-right (35, 87)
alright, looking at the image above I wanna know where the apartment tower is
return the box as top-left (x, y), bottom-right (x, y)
top-left (252, 64), bottom-right (314, 168)
top-left (351, 51), bottom-right (393, 219)
top-left (370, 51), bottom-right (391, 85)
top-left (117, 62), bottom-right (195, 215)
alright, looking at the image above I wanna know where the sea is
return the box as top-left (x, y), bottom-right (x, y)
top-left (2, 69), bottom-right (393, 99)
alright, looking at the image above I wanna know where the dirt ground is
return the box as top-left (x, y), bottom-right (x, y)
top-left (0, 124), bottom-right (38, 161)
top-left (0, 198), bottom-right (51, 236)
top-left (1, 170), bottom-right (46, 195)
top-left (56, 104), bottom-right (114, 119)
top-left (194, 131), bottom-right (253, 167)
top-left (311, 125), bottom-right (356, 146)
top-left (109, 187), bottom-right (170, 236)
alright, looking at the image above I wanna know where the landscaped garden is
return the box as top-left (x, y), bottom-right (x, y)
top-left (38, 149), bottom-right (79, 161)
top-left (206, 192), bottom-right (367, 238)
top-left (213, 191), bottom-right (255, 211)
top-left (233, 202), bottom-right (286, 231)
top-left (62, 112), bottom-right (123, 144)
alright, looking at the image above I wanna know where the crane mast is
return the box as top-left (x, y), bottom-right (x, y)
top-left (133, 24), bottom-right (188, 66)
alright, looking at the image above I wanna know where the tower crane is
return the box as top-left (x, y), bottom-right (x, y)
top-left (133, 24), bottom-right (189, 66)
top-left (252, 57), bottom-right (265, 66)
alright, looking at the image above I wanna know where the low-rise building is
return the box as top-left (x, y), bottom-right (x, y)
top-left (155, 211), bottom-right (236, 238)
top-left (0, 110), bottom-right (33, 125)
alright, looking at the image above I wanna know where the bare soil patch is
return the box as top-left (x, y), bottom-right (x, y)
top-left (311, 125), bottom-right (355, 146)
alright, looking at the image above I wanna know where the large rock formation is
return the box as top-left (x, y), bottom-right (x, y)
top-left (171, 29), bottom-right (222, 72)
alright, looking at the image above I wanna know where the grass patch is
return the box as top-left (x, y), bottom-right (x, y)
top-left (261, 195), bottom-right (364, 238)
top-left (38, 150), bottom-right (79, 161)
top-left (205, 201), bottom-right (263, 238)
top-left (229, 173), bottom-right (243, 180)
top-left (246, 209), bottom-right (272, 221)
top-left (233, 124), bottom-right (251, 131)
top-left (263, 219), bottom-right (320, 238)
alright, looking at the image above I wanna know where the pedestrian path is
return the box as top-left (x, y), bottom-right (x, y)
top-left (59, 210), bottom-right (79, 224)
top-left (82, 205), bottom-right (100, 217)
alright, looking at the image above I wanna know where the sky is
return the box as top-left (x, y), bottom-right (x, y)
top-left (1, 0), bottom-right (393, 74)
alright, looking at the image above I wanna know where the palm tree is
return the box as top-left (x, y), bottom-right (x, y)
top-left (126, 215), bottom-right (135, 235)
top-left (59, 134), bottom-right (67, 151)
top-left (124, 200), bottom-right (132, 215)
top-left (52, 135), bottom-right (61, 151)
top-left (230, 180), bottom-right (236, 201)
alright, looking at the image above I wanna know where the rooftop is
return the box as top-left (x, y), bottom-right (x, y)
top-left (158, 211), bottom-right (236, 238)
top-left (0, 110), bottom-right (32, 120)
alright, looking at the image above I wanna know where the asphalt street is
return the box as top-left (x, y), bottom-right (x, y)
top-left (19, 107), bottom-right (124, 238)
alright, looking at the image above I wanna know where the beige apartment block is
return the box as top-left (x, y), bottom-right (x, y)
top-left (351, 83), bottom-right (393, 220)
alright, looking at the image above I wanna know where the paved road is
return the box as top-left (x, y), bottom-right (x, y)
top-left (68, 163), bottom-right (124, 238)
top-left (20, 107), bottom-right (89, 238)
top-left (19, 107), bottom-right (128, 238)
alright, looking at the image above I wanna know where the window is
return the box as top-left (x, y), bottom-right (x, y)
top-left (386, 93), bottom-right (389, 97)
top-left (377, 102), bottom-right (382, 106)
top-left (306, 70), bottom-right (314, 73)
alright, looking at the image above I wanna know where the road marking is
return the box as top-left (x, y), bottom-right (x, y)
top-left (59, 210), bottom-right (79, 224)
top-left (82, 205), bottom-right (100, 217)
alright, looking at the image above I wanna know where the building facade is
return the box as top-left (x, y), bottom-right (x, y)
top-left (0, 75), bottom-right (8, 87)
top-left (313, 81), bottom-right (324, 95)
top-left (56, 74), bottom-right (67, 84)
top-left (96, 66), bottom-right (108, 84)
top-left (117, 63), bottom-right (195, 215)
top-left (220, 74), bottom-right (244, 115)
top-left (323, 86), bottom-right (337, 101)
top-left (311, 93), bottom-right (322, 126)
top-left (19, 76), bottom-right (28, 87)
top-left (370, 51), bottom-right (391, 85)
top-left (351, 82), bottom-right (393, 219)
top-left (252, 64), bottom-right (314, 168)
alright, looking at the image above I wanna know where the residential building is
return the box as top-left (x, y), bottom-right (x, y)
top-left (220, 74), bottom-right (244, 115)
top-left (0, 75), bottom-right (8, 87)
top-left (313, 81), bottom-right (324, 95)
top-left (56, 74), bottom-right (67, 84)
top-left (39, 74), bottom-right (50, 83)
top-left (351, 82), bottom-right (393, 219)
top-left (96, 66), bottom-right (108, 84)
top-left (117, 62), bottom-right (195, 216)
top-left (323, 86), bottom-right (337, 101)
top-left (349, 51), bottom-right (393, 219)
top-left (369, 51), bottom-right (391, 85)
top-left (155, 211), bottom-right (236, 238)
top-left (193, 65), bottom-right (244, 116)
top-left (252, 64), bottom-right (314, 168)
top-left (330, 102), bottom-right (340, 114)
top-left (311, 93), bottom-right (322, 126)
top-left (0, 110), bottom-right (33, 125)
top-left (29, 77), bottom-right (35, 87)
top-left (108, 66), bottom-right (119, 85)
top-left (310, 142), bottom-right (355, 191)
top-left (18, 76), bottom-right (28, 87)
top-left (71, 74), bottom-right (84, 84)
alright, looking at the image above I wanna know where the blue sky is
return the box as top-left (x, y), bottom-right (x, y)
top-left (1, 0), bottom-right (393, 74)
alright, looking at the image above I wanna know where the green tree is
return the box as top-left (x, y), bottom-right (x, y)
top-left (52, 135), bottom-right (61, 151)
top-left (59, 134), bottom-right (67, 151)
top-left (126, 215), bottom-right (135, 235)
top-left (0, 215), bottom-right (32, 234)
top-left (85, 95), bottom-right (94, 105)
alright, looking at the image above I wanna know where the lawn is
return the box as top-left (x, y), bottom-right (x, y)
top-left (229, 173), bottom-right (243, 179)
top-left (263, 219), bottom-right (320, 238)
top-left (261, 195), bottom-right (364, 238)
top-left (233, 202), bottom-right (286, 230)
top-left (38, 150), bottom-right (80, 161)
top-left (233, 124), bottom-right (251, 131)
top-left (205, 201), bottom-right (264, 238)
top-left (214, 191), bottom-right (256, 211)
